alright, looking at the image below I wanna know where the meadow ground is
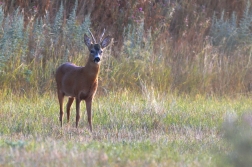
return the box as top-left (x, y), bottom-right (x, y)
top-left (1, 1), bottom-right (252, 166)
top-left (0, 90), bottom-right (251, 166)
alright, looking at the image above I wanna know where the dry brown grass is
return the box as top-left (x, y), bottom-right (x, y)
top-left (1, 0), bottom-right (252, 95)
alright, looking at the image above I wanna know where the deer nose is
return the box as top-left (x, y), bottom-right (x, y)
top-left (94, 57), bottom-right (100, 63)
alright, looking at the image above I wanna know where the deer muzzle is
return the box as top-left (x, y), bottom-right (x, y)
top-left (94, 57), bottom-right (100, 63)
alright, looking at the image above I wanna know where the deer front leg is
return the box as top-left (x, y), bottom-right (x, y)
top-left (85, 99), bottom-right (93, 132)
top-left (66, 97), bottom-right (74, 123)
top-left (75, 98), bottom-right (81, 128)
top-left (58, 91), bottom-right (64, 127)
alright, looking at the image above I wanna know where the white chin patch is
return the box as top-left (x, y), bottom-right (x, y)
top-left (94, 60), bottom-right (100, 64)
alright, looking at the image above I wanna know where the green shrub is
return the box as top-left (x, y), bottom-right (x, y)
top-left (210, 1), bottom-right (252, 51)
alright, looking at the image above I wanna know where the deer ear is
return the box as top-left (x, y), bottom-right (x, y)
top-left (84, 34), bottom-right (92, 47)
top-left (101, 36), bottom-right (111, 49)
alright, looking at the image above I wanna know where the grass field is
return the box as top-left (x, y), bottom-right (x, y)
top-left (0, 90), bottom-right (251, 166)
top-left (1, 1), bottom-right (252, 167)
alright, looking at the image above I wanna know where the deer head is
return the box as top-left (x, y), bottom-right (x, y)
top-left (84, 29), bottom-right (111, 64)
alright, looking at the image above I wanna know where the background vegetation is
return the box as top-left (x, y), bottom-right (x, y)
top-left (1, 0), bottom-right (252, 166)
top-left (0, 0), bottom-right (252, 95)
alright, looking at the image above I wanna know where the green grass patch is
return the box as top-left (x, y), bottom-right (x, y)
top-left (0, 91), bottom-right (252, 166)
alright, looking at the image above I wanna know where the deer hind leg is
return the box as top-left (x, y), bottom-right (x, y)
top-left (66, 97), bottom-right (74, 123)
top-left (58, 91), bottom-right (65, 127)
top-left (85, 99), bottom-right (93, 132)
top-left (75, 98), bottom-right (81, 128)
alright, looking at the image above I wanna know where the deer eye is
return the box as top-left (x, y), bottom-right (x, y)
top-left (90, 50), bottom-right (95, 54)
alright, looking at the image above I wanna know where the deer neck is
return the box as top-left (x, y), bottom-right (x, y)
top-left (82, 57), bottom-right (100, 81)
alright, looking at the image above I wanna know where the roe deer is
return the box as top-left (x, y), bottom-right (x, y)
top-left (55, 30), bottom-right (111, 132)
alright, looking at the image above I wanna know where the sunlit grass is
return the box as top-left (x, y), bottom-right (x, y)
top-left (0, 91), bottom-right (251, 166)
top-left (1, 1), bottom-right (252, 166)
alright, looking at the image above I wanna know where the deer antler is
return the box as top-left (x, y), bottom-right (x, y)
top-left (88, 29), bottom-right (97, 44)
top-left (100, 28), bottom-right (105, 42)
